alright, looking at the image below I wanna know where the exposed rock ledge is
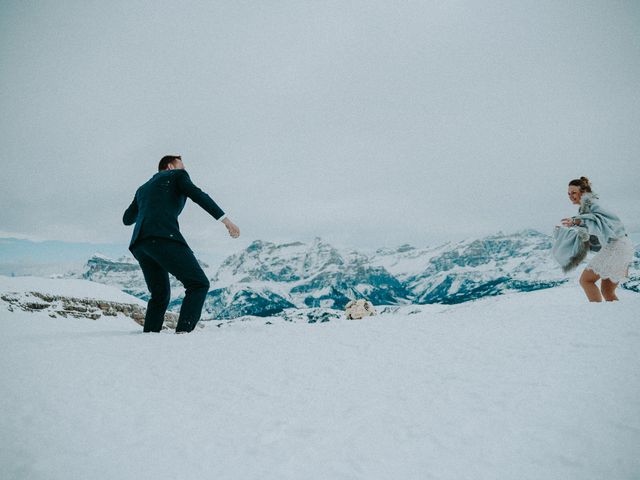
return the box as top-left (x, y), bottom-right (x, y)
top-left (0, 291), bottom-right (178, 329)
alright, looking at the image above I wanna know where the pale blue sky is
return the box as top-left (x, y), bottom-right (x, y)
top-left (1, 0), bottom-right (639, 257)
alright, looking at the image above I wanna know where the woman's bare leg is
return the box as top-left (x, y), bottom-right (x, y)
top-left (580, 269), bottom-right (602, 302)
top-left (600, 278), bottom-right (619, 301)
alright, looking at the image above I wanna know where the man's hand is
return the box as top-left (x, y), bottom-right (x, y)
top-left (222, 218), bottom-right (240, 238)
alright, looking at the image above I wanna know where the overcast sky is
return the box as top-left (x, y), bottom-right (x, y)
top-left (1, 0), bottom-right (639, 257)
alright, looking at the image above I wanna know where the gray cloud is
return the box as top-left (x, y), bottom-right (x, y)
top-left (1, 0), bottom-right (639, 257)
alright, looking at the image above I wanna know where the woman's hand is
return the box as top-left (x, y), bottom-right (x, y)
top-left (561, 217), bottom-right (581, 227)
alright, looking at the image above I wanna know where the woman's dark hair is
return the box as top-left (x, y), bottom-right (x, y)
top-left (158, 155), bottom-right (181, 171)
top-left (568, 176), bottom-right (592, 193)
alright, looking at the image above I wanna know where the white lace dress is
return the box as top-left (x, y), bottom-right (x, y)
top-left (586, 236), bottom-right (635, 283)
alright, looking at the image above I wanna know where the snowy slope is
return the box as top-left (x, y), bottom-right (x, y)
top-left (0, 275), bottom-right (145, 305)
top-left (1, 284), bottom-right (638, 480)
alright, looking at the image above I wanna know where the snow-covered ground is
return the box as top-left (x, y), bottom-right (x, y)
top-left (1, 281), bottom-right (639, 480)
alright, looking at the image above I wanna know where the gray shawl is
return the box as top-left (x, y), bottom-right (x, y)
top-left (573, 193), bottom-right (627, 246)
top-left (552, 193), bottom-right (627, 272)
top-left (552, 226), bottom-right (590, 272)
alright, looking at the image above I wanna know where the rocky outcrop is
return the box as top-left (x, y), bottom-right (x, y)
top-left (0, 291), bottom-right (178, 328)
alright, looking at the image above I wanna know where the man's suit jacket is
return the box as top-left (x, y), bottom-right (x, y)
top-left (123, 169), bottom-right (225, 250)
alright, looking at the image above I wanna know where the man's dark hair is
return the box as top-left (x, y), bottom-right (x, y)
top-left (158, 155), bottom-right (182, 171)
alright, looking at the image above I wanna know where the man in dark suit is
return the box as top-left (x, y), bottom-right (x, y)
top-left (123, 155), bottom-right (240, 333)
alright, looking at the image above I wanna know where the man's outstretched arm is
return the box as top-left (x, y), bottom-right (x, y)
top-left (175, 170), bottom-right (225, 219)
top-left (176, 170), bottom-right (240, 238)
top-left (123, 196), bottom-right (138, 225)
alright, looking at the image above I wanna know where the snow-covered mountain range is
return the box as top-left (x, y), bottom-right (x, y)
top-left (70, 253), bottom-right (211, 301)
top-left (63, 230), bottom-right (639, 319)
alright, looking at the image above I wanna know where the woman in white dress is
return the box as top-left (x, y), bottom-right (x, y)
top-left (561, 177), bottom-right (634, 302)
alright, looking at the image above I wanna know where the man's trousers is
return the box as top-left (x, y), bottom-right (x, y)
top-left (131, 237), bottom-right (210, 333)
